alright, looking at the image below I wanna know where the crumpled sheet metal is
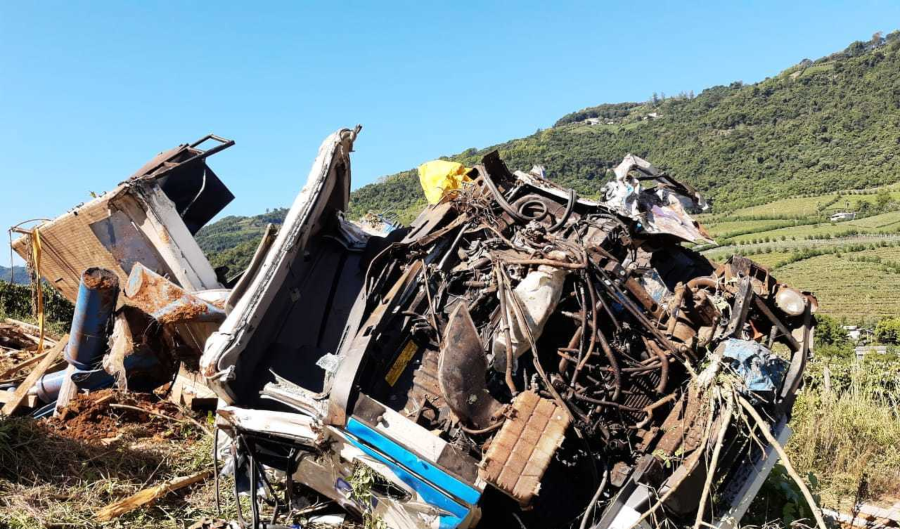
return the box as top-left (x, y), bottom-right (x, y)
top-left (202, 139), bottom-right (816, 529)
top-left (601, 153), bottom-right (712, 243)
top-left (124, 263), bottom-right (226, 325)
top-left (217, 404), bottom-right (477, 529)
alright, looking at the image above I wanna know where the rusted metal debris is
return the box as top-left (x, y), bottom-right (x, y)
top-left (5, 128), bottom-right (819, 529)
top-left (4, 135), bottom-right (234, 417)
top-left (124, 263), bottom-right (226, 325)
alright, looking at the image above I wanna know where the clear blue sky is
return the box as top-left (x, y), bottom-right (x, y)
top-left (2, 1), bottom-right (898, 265)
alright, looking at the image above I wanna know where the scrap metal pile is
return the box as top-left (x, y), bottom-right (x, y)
top-left (332, 150), bottom-right (818, 528)
top-left (4, 128), bottom-right (819, 529)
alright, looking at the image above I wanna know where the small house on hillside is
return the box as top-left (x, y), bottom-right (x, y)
top-left (842, 325), bottom-right (872, 343)
top-left (830, 211), bottom-right (856, 222)
top-left (843, 325), bottom-right (861, 342)
top-left (854, 345), bottom-right (889, 359)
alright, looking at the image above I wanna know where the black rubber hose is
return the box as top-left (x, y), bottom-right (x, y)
top-left (479, 166), bottom-right (529, 223)
top-left (516, 198), bottom-right (549, 221)
top-left (549, 188), bottom-right (577, 232)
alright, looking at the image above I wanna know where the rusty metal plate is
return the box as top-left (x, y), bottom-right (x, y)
top-left (437, 304), bottom-right (501, 429)
top-left (478, 391), bottom-right (570, 506)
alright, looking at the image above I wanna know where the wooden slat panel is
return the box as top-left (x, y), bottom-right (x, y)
top-left (1, 335), bottom-right (68, 415)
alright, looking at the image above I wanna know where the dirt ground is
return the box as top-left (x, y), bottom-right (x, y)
top-left (0, 389), bottom-right (231, 528)
top-left (46, 389), bottom-right (198, 442)
top-left (0, 389), bottom-right (361, 529)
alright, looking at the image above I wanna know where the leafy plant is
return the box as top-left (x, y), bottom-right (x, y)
top-left (349, 464), bottom-right (388, 529)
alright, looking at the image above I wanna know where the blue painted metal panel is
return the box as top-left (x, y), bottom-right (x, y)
top-left (346, 419), bottom-right (481, 505)
top-left (345, 434), bottom-right (469, 529)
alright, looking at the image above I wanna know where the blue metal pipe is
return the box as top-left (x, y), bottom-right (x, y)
top-left (29, 367), bottom-right (113, 402)
top-left (28, 352), bottom-right (163, 403)
top-left (64, 268), bottom-right (120, 370)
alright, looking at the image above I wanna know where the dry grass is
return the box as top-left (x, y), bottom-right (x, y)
top-left (1, 356), bottom-right (897, 528)
top-left (787, 357), bottom-right (900, 508)
top-left (0, 414), bottom-right (240, 528)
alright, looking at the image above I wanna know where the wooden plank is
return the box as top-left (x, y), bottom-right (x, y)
top-left (0, 391), bottom-right (39, 408)
top-left (95, 469), bottom-right (213, 521)
top-left (1, 335), bottom-right (68, 416)
top-left (169, 364), bottom-right (218, 411)
top-left (2, 318), bottom-right (60, 343)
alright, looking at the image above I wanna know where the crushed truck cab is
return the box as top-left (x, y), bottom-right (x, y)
top-left (202, 128), bottom-right (484, 528)
top-left (202, 128), bottom-right (817, 529)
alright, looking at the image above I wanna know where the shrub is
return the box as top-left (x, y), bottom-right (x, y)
top-left (875, 316), bottom-right (900, 344)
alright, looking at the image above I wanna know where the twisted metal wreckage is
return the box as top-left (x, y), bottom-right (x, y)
top-left (9, 128), bottom-right (819, 529)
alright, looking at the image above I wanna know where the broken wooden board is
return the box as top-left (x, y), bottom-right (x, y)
top-left (95, 469), bottom-right (213, 521)
top-left (0, 323), bottom-right (57, 350)
top-left (54, 364), bottom-right (79, 415)
top-left (2, 318), bottom-right (61, 342)
top-left (0, 390), bottom-right (39, 409)
top-left (1, 334), bottom-right (68, 416)
top-left (478, 391), bottom-right (570, 506)
top-left (169, 364), bottom-right (218, 411)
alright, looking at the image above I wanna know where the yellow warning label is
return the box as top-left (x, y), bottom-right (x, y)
top-left (385, 340), bottom-right (418, 387)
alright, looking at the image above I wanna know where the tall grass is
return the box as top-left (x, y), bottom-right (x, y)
top-left (787, 355), bottom-right (900, 504)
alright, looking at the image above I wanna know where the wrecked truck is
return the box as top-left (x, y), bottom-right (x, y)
top-left (200, 128), bottom-right (818, 529)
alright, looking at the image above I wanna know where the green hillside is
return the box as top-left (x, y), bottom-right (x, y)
top-left (195, 208), bottom-right (288, 274)
top-left (0, 265), bottom-right (29, 285)
top-left (350, 32), bottom-right (900, 221)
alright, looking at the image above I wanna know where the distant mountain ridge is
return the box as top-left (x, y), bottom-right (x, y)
top-left (349, 31), bottom-right (900, 222)
top-left (196, 32), bottom-right (900, 272)
top-left (0, 265), bottom-right (29, 285)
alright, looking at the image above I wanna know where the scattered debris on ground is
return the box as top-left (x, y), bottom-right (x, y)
top-left (823, 502), bottom-right (900, 528)
top-left (0, 128), bottom-right (834, 528)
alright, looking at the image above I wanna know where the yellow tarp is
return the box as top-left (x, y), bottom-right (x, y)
top-left (418, 160), bottom-right (472, 204)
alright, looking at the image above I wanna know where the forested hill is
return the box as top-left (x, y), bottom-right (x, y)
top-left (0, 265), bottom-right (29, 285)
top-left (198, 32), bottom-right (900, 271)
top-left (349, 32), bottom-right (900, 221)
top-left (196, 208), bottom-right (288, 274)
